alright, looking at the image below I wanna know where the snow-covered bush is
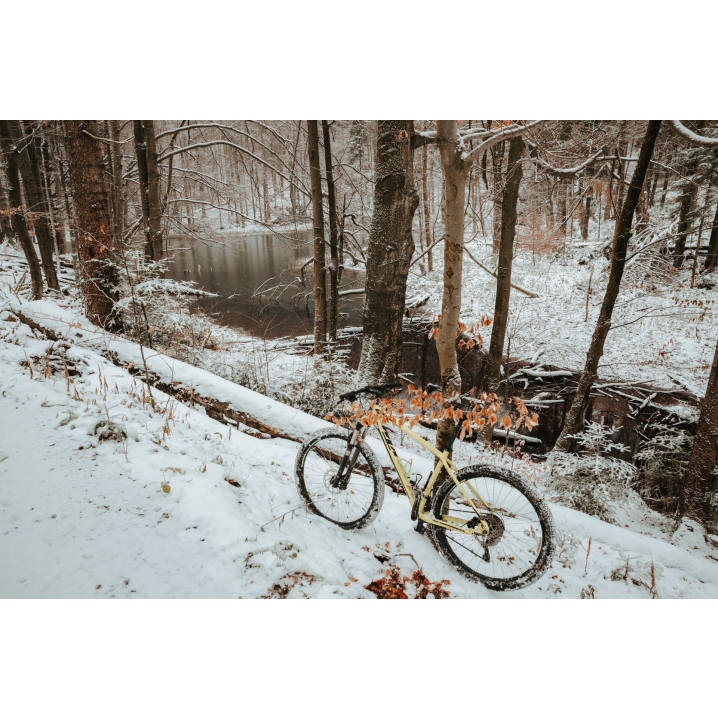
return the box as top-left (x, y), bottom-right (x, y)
top-left (114, 254), bottom-right (213, 360)
top-left (636, 425), bottom-right (693, 516)
top-left (546, 421), bottom-right (645, 523)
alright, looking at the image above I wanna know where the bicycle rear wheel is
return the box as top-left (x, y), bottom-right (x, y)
top-left (295, 428), bottom-right (385, 530)
top-left (430, 464), bottom-right (555, 591)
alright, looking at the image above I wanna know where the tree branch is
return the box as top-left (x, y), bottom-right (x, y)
top-left (668, 120), bottom-right (718, 147)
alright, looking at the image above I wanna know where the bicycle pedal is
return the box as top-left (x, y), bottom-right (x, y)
top-left (414, 520), bottom-right (426, 535)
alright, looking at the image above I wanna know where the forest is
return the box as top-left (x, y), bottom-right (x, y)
top-left (2, 118), bottom-right (718, 599)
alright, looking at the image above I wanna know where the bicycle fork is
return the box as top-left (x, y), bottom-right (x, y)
top-left (330, 425), bottom-right (369, 490)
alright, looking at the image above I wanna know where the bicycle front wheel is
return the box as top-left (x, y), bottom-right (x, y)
top-left (430, 465), bottom-right (555, 591)
top-left (295, 428), bottom-right (385, 530)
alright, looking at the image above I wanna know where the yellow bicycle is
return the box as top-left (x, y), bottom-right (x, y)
top-left (295, 383), bottom-right (555, 591)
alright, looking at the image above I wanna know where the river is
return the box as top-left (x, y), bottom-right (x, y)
top-left (164, 230), bottom-right (366, 338)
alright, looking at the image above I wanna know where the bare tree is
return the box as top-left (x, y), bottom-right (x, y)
top-left (554, 121), bottom-right (662, 452)
top-left (307, 120), bottom-right (327, 355)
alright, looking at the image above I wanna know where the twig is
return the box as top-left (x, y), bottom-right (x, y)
top-left (463, 246), bottom-right (539, 298)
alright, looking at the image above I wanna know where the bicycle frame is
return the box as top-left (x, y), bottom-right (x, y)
top-left (346, 405), bottom-right (492, 536)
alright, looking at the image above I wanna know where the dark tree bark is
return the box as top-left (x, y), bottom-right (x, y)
top-left (357, 121), bottom-right (420, 385)
top-left (144, 121), bottom-right (163, 259)
top-left (581, 190), bottom-right (592, 240)
top-left (133, 121), bottom-right (151, 256)
top-left (481, 137), bottom-right (524, 440)
top-left (307, 121), bottom-right (327, 356)
top-left (0, 172), bottom-right (14, 242)
top-left (554, 120), bottom-right (662, 453)
top-left (491, 140), bottom-right (506, 251)
top-left (674, 121), bottom-right (706, 268)
top-left (0, 121), bottom-right (44, 299)
top-left (15, 121), bottom-right (60, 290)
top-left (681, 338), bottom-right (718, 525)
top-left (63, 121), bottom-right (121, 331)
top-left (704, 200), bottom-right (718, 273)
top-left (322, 120), bottom-right (340, 348)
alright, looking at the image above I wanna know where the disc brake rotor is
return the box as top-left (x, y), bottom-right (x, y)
top-left (477, 512), bottom-right (505, 547)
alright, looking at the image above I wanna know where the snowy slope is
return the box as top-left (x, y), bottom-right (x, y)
top-left (3, 307), bottom-right (718, 598)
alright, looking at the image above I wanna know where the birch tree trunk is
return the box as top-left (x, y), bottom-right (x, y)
top-left (307, 121), bottom-right (327, 356)
top-left (63, 121), bottom-right (122, 331)
top-left (435, 121), bottom-right (468, 456)
top-left (553, 121), bottom-right (662, 453)
top-left (357, 121), bottom-right (419, 384)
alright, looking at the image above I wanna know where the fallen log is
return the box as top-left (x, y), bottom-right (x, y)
top-left (7, 298), bottom-right (429, 476)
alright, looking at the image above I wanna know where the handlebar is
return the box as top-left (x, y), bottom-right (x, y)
top-left (339, 382), bottom-right (402, 403)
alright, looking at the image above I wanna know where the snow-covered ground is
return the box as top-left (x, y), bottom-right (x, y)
top-left (3, 269), bottom-right (718, 598)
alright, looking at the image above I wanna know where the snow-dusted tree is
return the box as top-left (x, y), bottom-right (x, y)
top-left (307, 120), bottom-right (327, 356)
top-left (63, 121), bottom-right (122, 330)
top-left (357, 121), bottom-right (421, 384)
top-left (554, 121), bottom-right (662, 453)
top-left (432, 120), bottom-right (544, 456)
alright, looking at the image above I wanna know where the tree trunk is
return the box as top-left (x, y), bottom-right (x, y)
top-left (110, 120), bottom-right (123, 244)
top-left (481, 137), bottom-right (524, 440)
top-left (491, 141), bottom-right (505, 251)
top-left (704, 200), bottom-right (718, 273)
top-left (681, 338), bottom-right (718, 525)
top-left (16, 121), bottom-right (60, 290)
top-left (0, 172), bottom-right (15, 242)
top-left (673, 122), bottom-right (706, 268)
top-left (307, 121), bottom-right (327, 356)
top-left (63, 121), bottom-right (122, 331)
top-left (581, 191), bottom-right (592, 240)
top-left (556, 179), bottom-right (567, 235)
top-left (322, 120), bottom-right (340, 348)
top-left (553, 121), bottom-right (662, 453)
top-left (133, 121), bottom-right (151, 257)
top-left (0, 121), bottom-right (44, 299)
top-left (422, 144), bottom-right (432, 272)
top-left (144, 121), bottom-right (163, 260)
top-left (357, 121), bottom-right (419, 385)
top-left (54, 140), bottom-right (76, 254)
top-left (435, 121), bottom-right (469, 456)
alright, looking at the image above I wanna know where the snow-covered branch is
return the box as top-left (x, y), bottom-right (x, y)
top-left (527, 143), bottom-right (605, 176)
top-left (668, 120), bottom-right (718, 147)
top-left (463, 120), bottom-right (546, 165)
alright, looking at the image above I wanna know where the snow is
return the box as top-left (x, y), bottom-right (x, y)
top-left (3, 290), bottom-right (718, 598)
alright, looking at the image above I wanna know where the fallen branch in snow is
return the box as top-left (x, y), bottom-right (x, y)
top-left (462, 246), bottom-right (539, 298)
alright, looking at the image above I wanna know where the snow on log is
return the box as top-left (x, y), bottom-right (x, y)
top-left (520, 368), bottom-right (574, 378)
top-left (7, 298), bottom-right (430, 473)
top-left (491, 430), bottom-right (542, 444)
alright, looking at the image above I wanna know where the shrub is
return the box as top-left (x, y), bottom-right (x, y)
top-left (547, 421), bottom-right (644, 523)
